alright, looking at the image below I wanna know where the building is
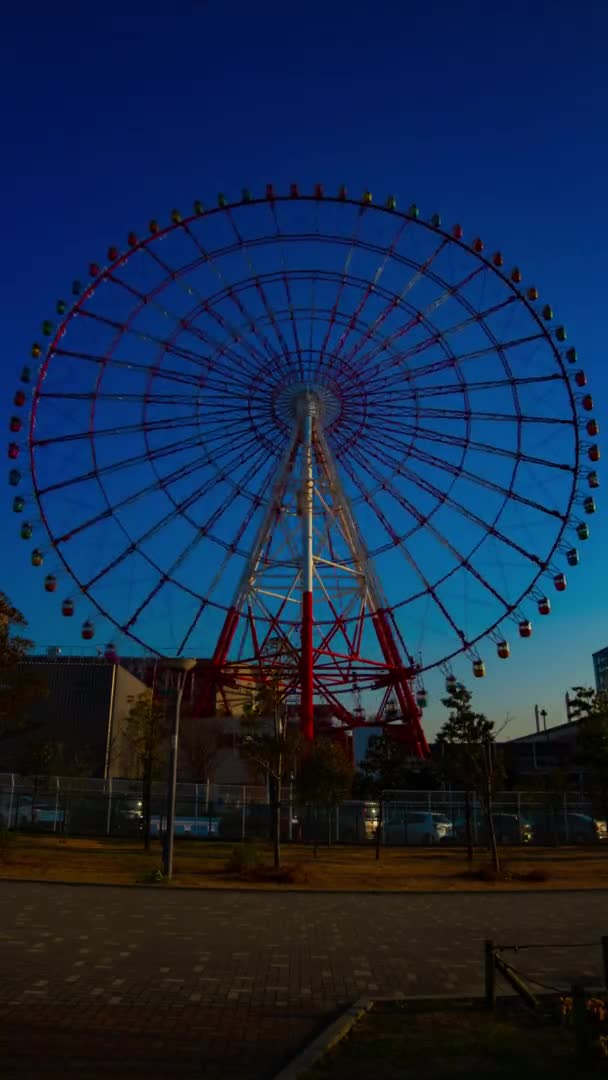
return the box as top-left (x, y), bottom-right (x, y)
top-left (592, 646), bottom-right (608, 694)
top-left (1, 656), bottom-right (148, 779)
top-left (502, 719), bottom-right (584, 790)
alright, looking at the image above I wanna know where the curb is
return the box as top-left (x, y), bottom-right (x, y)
top-left (271, 997), bottom-right (373, 1080)
top-left (2, 877), bottom-right (608, 897)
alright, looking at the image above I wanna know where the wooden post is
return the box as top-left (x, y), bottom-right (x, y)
top-left (484, 940), bottom-right (496, 1010)
top-left (572, 983), bottom-right (589, 1068)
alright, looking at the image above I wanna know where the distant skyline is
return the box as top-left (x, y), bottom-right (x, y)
top-left (2, 2), bottom-right (607, 740)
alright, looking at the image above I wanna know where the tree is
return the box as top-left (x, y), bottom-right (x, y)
top-left (18, 737), bottom-right (61, 823)
top-left (240, 645), bottom-right (302, 869)
top-left (179, 715), bottom-right (222, 782)
top-left (355, 731), bottom-right (437, 798)
top-left (570, 686), bottom-right (608, 822)
top-left (297, 737), bottom-right (354, 844)
top-left (0, 592), bottom-right (48, 742)
top-left (437, 683), bottom-right (501, 869)
top-left (123, 690), bottom-right (169, 851)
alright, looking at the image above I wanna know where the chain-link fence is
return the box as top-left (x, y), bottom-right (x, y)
top-left (1, 775), bottom-right (606, 845)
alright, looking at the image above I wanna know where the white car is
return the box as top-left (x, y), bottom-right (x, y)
top-left (383, 811), bottom-right (453, 845)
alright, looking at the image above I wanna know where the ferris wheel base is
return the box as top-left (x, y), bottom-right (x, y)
top-left (192, 604), bottom-right (429, 760)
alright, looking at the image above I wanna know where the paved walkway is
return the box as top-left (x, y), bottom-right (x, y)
top-left (0, 882), bottom-right (606, 1076)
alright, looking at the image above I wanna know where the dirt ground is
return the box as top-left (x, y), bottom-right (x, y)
top-left (2, 834), bottom-right (608, 890)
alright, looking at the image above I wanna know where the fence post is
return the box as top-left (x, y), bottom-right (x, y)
top-left (335, 803), bottom-right (340, 844)
top-left (563, 794), bottom-right (570, 843)
top-left (53, 777), bottom-right (59, 834)
top-left (601, 936), bottom-right (608, 989)
top-left (289, 782), bottom-right (294, 842)
top-left (241, 785), bottom-right (246, 841)
top-left (484, 940), bottom-right (496, 1009)
top-left (7, 774), bottom-right (14, 830)
top-left (194, 784), bottom-right (199, 822)
top-left (572, 983), bottom-right (590, 1067)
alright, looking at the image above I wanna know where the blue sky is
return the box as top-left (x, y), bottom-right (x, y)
top-left (2, 1), bottom-right (607, 740)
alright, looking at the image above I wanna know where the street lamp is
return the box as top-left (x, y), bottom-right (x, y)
top-left (162, 657), bottom-right (196, 879)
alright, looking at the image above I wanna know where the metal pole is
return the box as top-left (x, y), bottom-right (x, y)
top-left (8, 774), bottom-right (14, 830)
top-left (300, 394), bottom-right (315, 742)
top-left (162, 660), bottom-right (196, 879)
top-left (105, 777), bottom-right (113, 837)
top-left (484, 940), bottom-right (496, 1009)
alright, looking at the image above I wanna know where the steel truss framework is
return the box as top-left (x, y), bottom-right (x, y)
top-left (7, 186), bottom-right (597, 758)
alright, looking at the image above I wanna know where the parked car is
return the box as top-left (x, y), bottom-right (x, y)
top-left (527, 811), bottom-right (607, 844)
top-left (299, 801), bottom-right (379, 843)
top-left (383, 811), bottom-right (453, 845)
top-left (453, 812), bottom-right (533, 844)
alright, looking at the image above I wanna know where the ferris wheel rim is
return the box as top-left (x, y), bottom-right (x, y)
top-left (12, 186), bottom-right (590, 670)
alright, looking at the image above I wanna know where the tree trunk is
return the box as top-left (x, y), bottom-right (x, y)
top-left (484, 747), bottom-right (500, 873)
top-left (272, 774), bottom-right (281, 870)
top-left (464, 786), bottom-right (474, 863)
top-left (142, 756), bottom-right (152, 853)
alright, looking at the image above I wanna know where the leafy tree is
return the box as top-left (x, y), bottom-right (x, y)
top-left (297, 737), bottom-right (354, 844)
top-left (570, 686), bottom-right (608, 821)
top-left (18, 737), bottom-right (60, 823)
top-left (355, 731), bottom-right (438, 798)
top-left (124, 690), bottom-right (169, 851)
top-left (437, 683), bottom-right (501, 869)
top-left (179, 715), bottom-right (222, 782)
top-left (0, 592), bottom-right (48, 742)
top-left (240, 643), bottom-right (302, 868)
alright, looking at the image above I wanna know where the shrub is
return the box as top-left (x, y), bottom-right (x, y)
top-left (225, 841), bottom-right (262, 874)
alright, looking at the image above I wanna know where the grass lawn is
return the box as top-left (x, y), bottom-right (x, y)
top-left (1, 833), bottom-right (608, 890)
top-left (305, 1001), bottom-right (600, 1078)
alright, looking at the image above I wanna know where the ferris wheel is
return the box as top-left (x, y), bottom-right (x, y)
top-left (8, 185), bottom-right (599, 755)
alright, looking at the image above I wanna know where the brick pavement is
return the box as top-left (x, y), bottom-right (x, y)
top-left (0, 882), bottom-right (606, 1076)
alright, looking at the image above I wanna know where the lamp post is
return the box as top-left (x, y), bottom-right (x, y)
top-left (162, 657), bottom-right (196, 880)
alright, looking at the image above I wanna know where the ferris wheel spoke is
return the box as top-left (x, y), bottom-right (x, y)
top-left (225, 207), bottom-right (295, 372)
top-left (38, 411), bottom-right (274, 500)
top-left (172, 220), bottom-right (293, 377)
top-left (82, 438), bottom-right (273, 591)
top-left (366, 404), bottom-right (571, 426)
top-left (54, 347), bottom-right (207, 389)
top-left (350, 442), bottom-right (512, 612)
top-left (176, 463), bottom-right (278, 654)
top-left (54, 420), bottom-right (273, 544)
top-left (363, 371), bottom-right (561, 405)
top-left (315, 209), bottom-right (408, 382)
top-left (401, 442), bottom-right (566, 520)
top-left (86, 273), bottom-right (275, 391)
top-left (340, 451), bottom-right (468, 643)
top-left (334, 228), bottom-right (445, 368)
top-left (359, 332), bottom-right (547, 399)
top-left (366, 442), bottom-right (544, 566)
top-left (351, 293), bottom-right (517, 391)
top-left (364, 414), bottom-right (574, 473)
top-left (341, 262), bottom-right (492, 377)
top-left (33, 412), bottom-right (202, 447)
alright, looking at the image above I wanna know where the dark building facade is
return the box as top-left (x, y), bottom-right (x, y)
top-left (1, 657), bottom-right (148, 778)
top-left (593, 647), bottom-right (608, 694)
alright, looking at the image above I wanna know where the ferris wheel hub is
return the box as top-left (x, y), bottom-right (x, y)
top-left (274, 382), bottom-right (341, 427)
